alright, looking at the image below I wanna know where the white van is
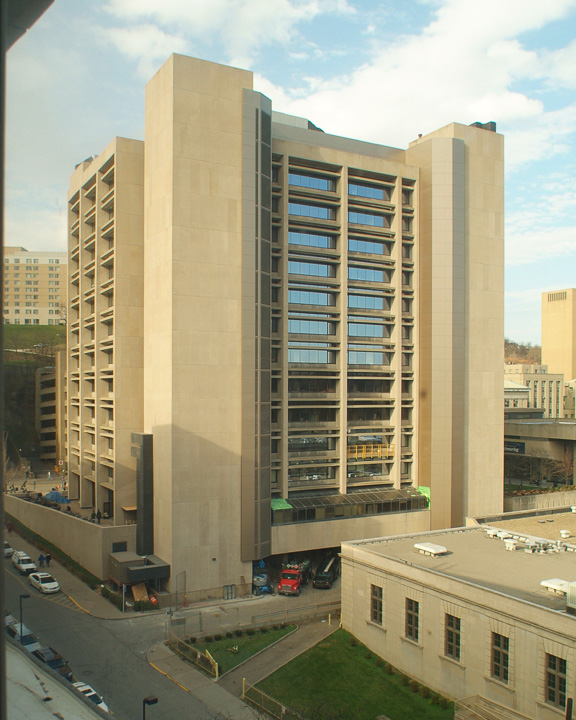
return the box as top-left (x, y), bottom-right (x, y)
top-left (11, 551), bottom-right (37, 575)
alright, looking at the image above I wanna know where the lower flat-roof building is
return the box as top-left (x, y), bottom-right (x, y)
top-left (341, 515), bottom-right (576, 719)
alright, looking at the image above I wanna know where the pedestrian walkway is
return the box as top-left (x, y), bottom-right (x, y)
top-left (148, 643), bottom-right (259, 719)
top-left (148, 620), bottom-right (338, 718)
top-left (219, 619), bottom-right (337, 695)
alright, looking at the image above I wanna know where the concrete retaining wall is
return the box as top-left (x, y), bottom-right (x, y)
top-left (504, 490), bottom-right (576, 513)
top-left (5, 494), bottom-right (137, 580)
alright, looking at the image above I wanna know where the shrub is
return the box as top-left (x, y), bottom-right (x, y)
top-left (401, 675), bottom-right (410, 686)
top-left (439, 697), bottom-right (448, 709)
top-left (431, 693), bottom-right (440, 705)
top-left (134, 600), bottom-right (155, 612)
top-left (260, 627), bottom-right (269, 634)
top-left (410, 680), bottom-right (419, 693)
top-left (214, 634), bottom-right (222, 641)
top-left (189, 637), bottom-right (197, 645)
top-left (234, 629), bottom-right (243, 637)
top-left (385, 662), bottom-right (393, 675)
top-left (247, 629), bottom-right (255, 636)
top-left (226, 631), bottom-right (233, 638)
top-left (349, 636), bottom-right (358, 646)
top-left (420, 686), bottom-right (431, 699)
top-left (375, 658), bottom-right (382, 667)
top-left (365, 652), bottom-right (371, 660)
top-left (204, 636), bottom-right (213, 643)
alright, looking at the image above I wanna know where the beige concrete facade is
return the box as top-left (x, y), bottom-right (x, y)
top-left (64, 54), bottom-right (504, 596)
top-left (5, 494), bottom-right (136, 580)
top-left (505, 364), bottom-right (566, 419)
top-left (405, 124), bottom-right (505, 528)
top-left (3, 246), bottom-right (66, 325)
top-left (67, 137), bottom-right (144, 522)
top-left (542, 289), bottom-right (576, 382)
top-left (504, 379), bottom-right (530, 409)
top-left (342, 523), bottom-right (576, 719)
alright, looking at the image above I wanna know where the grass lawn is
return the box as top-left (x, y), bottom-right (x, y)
top-left (257, 629), bottom-right (453, 720)
top-left (185, 625), bottom-right (297, 675)
top-left (4, 324), bottom-right (65, 350)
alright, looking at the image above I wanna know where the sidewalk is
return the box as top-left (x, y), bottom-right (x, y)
top-left (148, 643), bottom-right (259, 719)
top-left (218, 619), bottom-right (337, 695)
top-left (6, 524), bottom-right (340, 717)
top-left (5, 526), bottom-right (125, 620)
top-left (148, 620), bottom-right (338, 717)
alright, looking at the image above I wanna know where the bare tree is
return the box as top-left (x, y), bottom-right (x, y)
top-left (2, 432), bottom-right (21, 493)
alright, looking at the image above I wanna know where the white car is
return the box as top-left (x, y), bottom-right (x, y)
top-left (73, 682), bottom-right (109, 713)
top-left (4, 541), bottom-right (13, 558)
top-left (28, 572), bottom-right (60, 594)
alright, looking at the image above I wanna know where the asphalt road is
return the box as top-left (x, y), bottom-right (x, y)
top-left (4, 561), bottom-right (219, 720)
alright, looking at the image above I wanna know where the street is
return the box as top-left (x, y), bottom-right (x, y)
top-left (4, 561), bottom-right (220, 720)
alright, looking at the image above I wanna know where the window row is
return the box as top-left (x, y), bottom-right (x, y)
top-left (286, 291), bottom-right (407, 310)
top-left (286, 231), bottom-right (396, 258)
top-left (287, 172), bottom-right (394, 202)
top-left (287, 202), bottom-right (393, 229)
top-left (369, 589), bottom-right (567, 710)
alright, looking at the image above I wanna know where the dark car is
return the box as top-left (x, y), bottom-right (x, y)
top-left (5, 622), bottom-right (42, 652)
top-left (33, 647), bottom-right (73, 681)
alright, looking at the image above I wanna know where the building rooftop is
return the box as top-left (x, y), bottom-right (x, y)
top-left (346, 511), bottom-right (576, 613)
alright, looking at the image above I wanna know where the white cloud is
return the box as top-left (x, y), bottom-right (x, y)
top-left (105, 24), bottom-right (189, 77)
top-left (505, 104), bottom-right (576, 167)
top-left (5, 206), bottom-right (67, 253)
top-left (253, 0), bottom-right (576, 163)
top-left (104, 0), bottom-right (355, 69)
top-left (505, 173), bottom-right (576, 265)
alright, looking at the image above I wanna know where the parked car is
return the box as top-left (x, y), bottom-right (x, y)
top-left (28, 572), bottom-right (60, 594)
top-left (4, 612), bottom-right (17, 627)
top-left (73, 682), bottom-right (109, 713)
top-left (11, 551), bottom-right (37, 575)
top-left (4, 540), bottom-right (14, 558)
top-left (5, 622), bottom-right (42, 653)
top-left (32, 647), bottom-right (73, 681)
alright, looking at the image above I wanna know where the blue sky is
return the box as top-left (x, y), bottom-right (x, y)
top-left (6, 0), bottom-right (576, 345)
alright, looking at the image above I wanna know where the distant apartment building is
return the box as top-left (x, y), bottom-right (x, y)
top-left (505, 364), bottom-right (565, 419)
top-left (542, 289), bottom-right (576, 382)
top-left (65, 54), bottom-right (504, 596)
top-left (3, 246), bottom-right (67, 325)
top-left (34, 348), bottom-right (67, 467)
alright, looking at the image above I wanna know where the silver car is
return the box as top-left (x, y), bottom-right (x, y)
top-left (5, 622), bottom-right (42, 653)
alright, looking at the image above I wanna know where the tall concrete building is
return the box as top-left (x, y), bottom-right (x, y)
top-left (542, 289), bottom-right (576, 382)
top-left (66, 54), bottom-right (504, 597)
top-left (3, 246), bottom-right (67, 325)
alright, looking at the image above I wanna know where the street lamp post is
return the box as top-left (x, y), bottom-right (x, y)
top-left (19, 594), bottom-right (30, 642)
top-left (142, 695), bottom-right (158, 720)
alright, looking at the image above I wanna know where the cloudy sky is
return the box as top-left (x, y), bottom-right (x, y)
top-left (6, 0), bottom-right (576, 344)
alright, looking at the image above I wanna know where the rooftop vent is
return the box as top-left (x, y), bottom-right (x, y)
top-left (470, 121), bottom-right (496, 132)
top-left (414, 542), bottom-right (447, 557)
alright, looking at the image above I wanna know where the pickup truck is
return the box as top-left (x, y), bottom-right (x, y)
top-left (11, 551), bottom-right (37, 575)
top-left (278, 558), bottom-right (311, 596)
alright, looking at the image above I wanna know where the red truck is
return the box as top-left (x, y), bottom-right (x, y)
top-left (277, 559), bottom-right (312, 596)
